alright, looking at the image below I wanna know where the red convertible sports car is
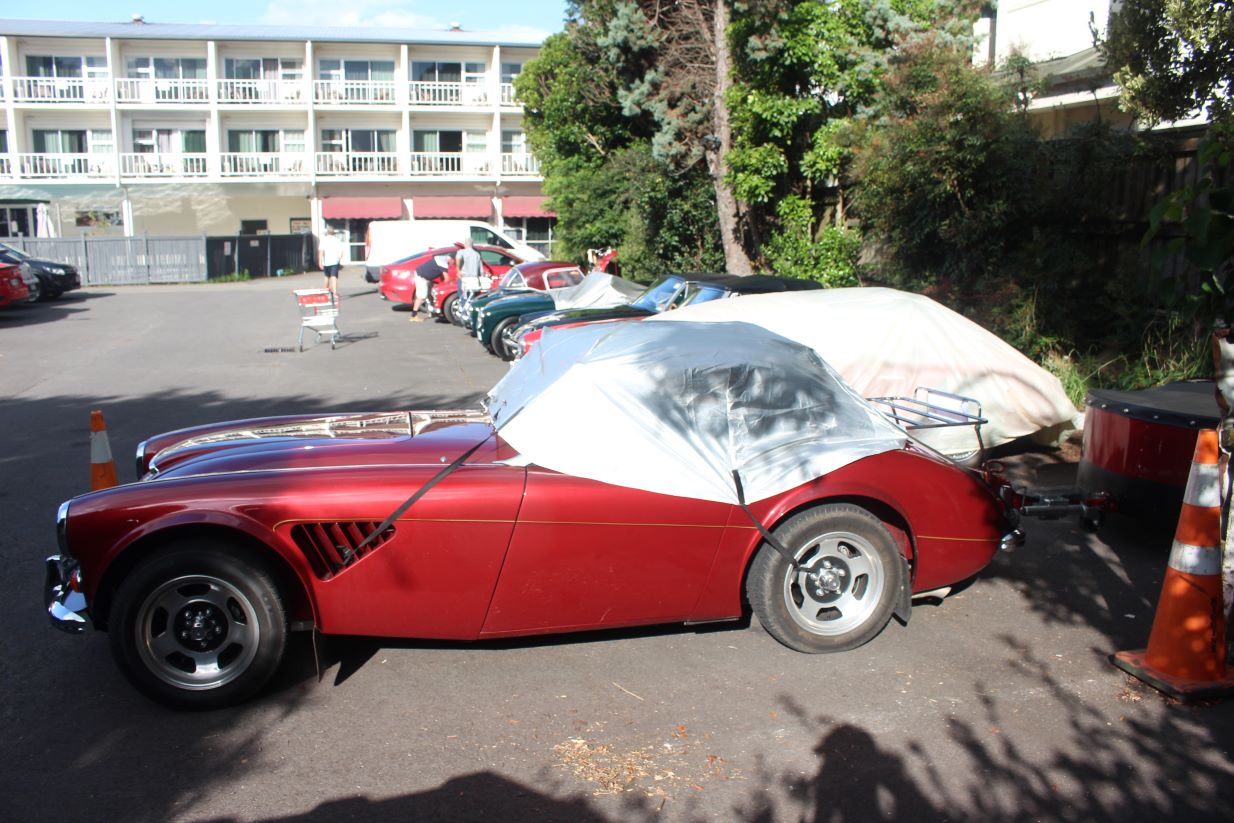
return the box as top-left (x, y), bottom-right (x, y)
top-left (46, 321), bottom-right (1022, 709)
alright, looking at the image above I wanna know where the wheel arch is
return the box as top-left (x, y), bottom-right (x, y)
top-left (738, 495), bottom-right (917, 604)
top-left (91, 523), bottom-right (315, 633)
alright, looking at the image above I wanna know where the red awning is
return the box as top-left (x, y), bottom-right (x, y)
top-left (412, 196), bottom-right (492, 219)
top-left (502, 196), bottom-right (554, 218)
top-left (321, 197), bottom-right (405, 219)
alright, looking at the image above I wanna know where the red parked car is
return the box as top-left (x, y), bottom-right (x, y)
top-left (45, 311), bottom-right (1033, 710)
top-left (378, 245), bottom-right (522, 307)
top-left (0, 263), bottom-right (31, 307)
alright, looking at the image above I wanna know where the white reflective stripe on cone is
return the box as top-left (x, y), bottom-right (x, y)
top-left (1183, 461), bottom-right (1222, 508)
top-left (1168, 541), bottom-right (1224, 576)
top-left (90, 431), bottom-right (113, 463)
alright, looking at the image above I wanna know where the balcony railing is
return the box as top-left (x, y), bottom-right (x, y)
top-left (120, 153), bottom-right (210, 177)
top-left (2, 150), bottom-right (538, 181)
top-left (11, 76), bottom-right (112, 103)
top-left (218, 152), bottom-right (308, 176)
top-left (501, 153), bottom-right (540, 176)
top-left (18, 153), bottom-right (115, 178)
top-left (313, 80), bottom-right (397, 104)
top-left (116, 78), bottom-right (210, 104)
top-left (217, 79), bottom-right (309, 104)
top-left (500, 83), bottom-right (518, 105)
top-left (315, 151), bottom-right (401, 175)
top-left (407, 152), bottom-right (495, 175)
top-left (408, 81), bottom-right (489, 106)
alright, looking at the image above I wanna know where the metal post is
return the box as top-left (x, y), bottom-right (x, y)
top-left (144, 233), bottom-right (152, 283)
top-left (81, 235), bottom-right (89, 285)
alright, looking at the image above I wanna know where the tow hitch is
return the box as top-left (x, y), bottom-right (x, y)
top-left (983, 459), bottom-right (1114, 532)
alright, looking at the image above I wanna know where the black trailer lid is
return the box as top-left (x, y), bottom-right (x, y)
top-left (1086, 381), bottom-right (1221, 429)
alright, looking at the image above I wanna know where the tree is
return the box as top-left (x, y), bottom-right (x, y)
top-left (1104, 1), bottom-right (1234, 128)
top-left (515, 10), bottom-right (724, 276)
top-left (596, 0), bottom-right (756, 273)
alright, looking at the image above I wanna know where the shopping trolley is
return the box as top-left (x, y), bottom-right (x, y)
top-left (293, 289), bottom-right (341, 351)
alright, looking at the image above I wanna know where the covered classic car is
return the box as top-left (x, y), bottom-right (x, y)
top-left (511, 273), bottom-right (823, 361)
top-left (47, 320), bottom-right (1022, 709)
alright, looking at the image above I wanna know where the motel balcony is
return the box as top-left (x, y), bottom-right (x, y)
top-left (314, 151), bottom-right (401, 176)
top-left (218, 151), bottom-right (308, 176)
top-left (10, 76), bottom-right (113, 103)
top-left (313, 80), bottom-right (398, 105)
top-left (17, 152), bottom-right (115, 178)
top-left (408, 81), bottom-right (489, 106)
top-left (119, 153), bottom-right (210, 177)
top-left (501, 153), bottom-right (540, 176)
top-left (216, 79), bottom-right (310, 104)
top-left (115, 78), bottom-right (211, 104)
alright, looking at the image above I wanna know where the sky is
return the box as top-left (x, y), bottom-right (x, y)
top-left (0, 1), bottom-right (571, 39)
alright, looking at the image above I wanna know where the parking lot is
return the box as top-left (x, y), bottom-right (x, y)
top-left (3, 273), bottom-right (1233, 822)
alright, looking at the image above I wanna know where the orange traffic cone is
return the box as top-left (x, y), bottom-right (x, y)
top-left (1111, 429), bottom-right (1234, 700)
top-left (90, 409), bottom-right (118, 490)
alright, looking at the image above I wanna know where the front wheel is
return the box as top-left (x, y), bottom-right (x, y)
top-left (488, 317), bottom-right (519, 357)
top-left (747, 504), bottom-right (904, 654)
top-left (495, 318), bottom-right (522, 361)
top-left (108, 543), bottom-right (287, 709)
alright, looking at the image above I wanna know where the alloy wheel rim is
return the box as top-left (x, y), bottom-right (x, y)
top-left (135, 574), bottom-right (261, 691)
top-left (781, 530), bottom-right (885, 636)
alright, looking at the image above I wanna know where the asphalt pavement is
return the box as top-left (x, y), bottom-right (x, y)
top-left (1, 272), bottom-right (1232, 822)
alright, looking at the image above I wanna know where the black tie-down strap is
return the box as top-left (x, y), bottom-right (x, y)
top-left (353, 433), bottom-right (493, 555)
top-left (732, 470), bottom-right (800, 572)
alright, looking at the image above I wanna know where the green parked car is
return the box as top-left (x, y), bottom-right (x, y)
top-left (471, 263), bottom-right (586, 352)
top-left (463, 260), bottom-right (584, 331)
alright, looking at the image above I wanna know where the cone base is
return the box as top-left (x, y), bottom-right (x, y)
top-left (1111, 650), bottom-right (1234, 702)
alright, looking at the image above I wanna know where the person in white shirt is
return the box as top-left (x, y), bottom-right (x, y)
top-left (319, 226), bottom-right (346, 298)
top-left (455, 238), bottom-right (483, 295)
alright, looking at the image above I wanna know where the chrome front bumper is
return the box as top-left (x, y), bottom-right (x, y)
top-left (45, 555), bottom-right (89, 633)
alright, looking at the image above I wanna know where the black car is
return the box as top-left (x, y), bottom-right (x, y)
top-left (0, 243), bottom-right (81, 300)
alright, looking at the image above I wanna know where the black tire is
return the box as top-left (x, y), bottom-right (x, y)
top-left (489, 317), bottom-right (519, 358)
top-left (494, 318), bottom-right (522, 361)
top-left (443, 293), bottom-right (462, 325)
top-left (747, 504), bottom-right (904, 654)
top-left (108, 541), bottom-right (287, 709)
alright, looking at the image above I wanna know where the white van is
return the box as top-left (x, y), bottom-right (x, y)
top-left (363, 219), bottom-right (545, 281)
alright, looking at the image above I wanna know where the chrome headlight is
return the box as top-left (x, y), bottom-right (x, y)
top-left (56, 500), bottom-right (71, 554)
top-left (47, 266), bottom-right (64, 274)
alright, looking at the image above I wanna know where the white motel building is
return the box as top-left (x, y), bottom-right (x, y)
top-left (0, 17), bottom-right (552, 261)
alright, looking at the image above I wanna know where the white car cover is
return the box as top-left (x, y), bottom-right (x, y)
top-left (486, 320), bottom-right (907, 504)
top-left (549, 271), bottom-right (644, 310)
top-left (652, 288), bottom-right (1081, 455)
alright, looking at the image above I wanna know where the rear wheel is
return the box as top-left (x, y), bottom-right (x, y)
top-left (443, 293), bottom-right (462, 325)
top-left (108, 541), bottom-right (287, 709)
top-left (747, 504), bottom-right (903, 653)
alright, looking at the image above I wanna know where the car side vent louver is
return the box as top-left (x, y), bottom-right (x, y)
top-left (290, 521), bottom-right (396, 580)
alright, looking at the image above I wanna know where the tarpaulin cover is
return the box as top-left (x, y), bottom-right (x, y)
top-left (653, 288), bottom-right (1082, 455)
top-left (549, 271), bottom-right (644, 310)
top-left (486, 320), bottom-right (907, 504)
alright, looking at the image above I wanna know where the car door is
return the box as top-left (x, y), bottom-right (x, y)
top-left (480, 467), bottom-right (732, 636)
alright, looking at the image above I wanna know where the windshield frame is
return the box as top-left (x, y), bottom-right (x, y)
top-left (631, 275), bottom-right (686, 312)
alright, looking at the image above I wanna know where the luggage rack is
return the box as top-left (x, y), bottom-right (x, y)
top-left (866, 388), bottom-right (988, 460)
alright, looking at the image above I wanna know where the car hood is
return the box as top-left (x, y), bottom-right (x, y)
top-left (146, 410), bottom-right (502, 479)
top-left (483, 292), bottom-right (553, 313)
